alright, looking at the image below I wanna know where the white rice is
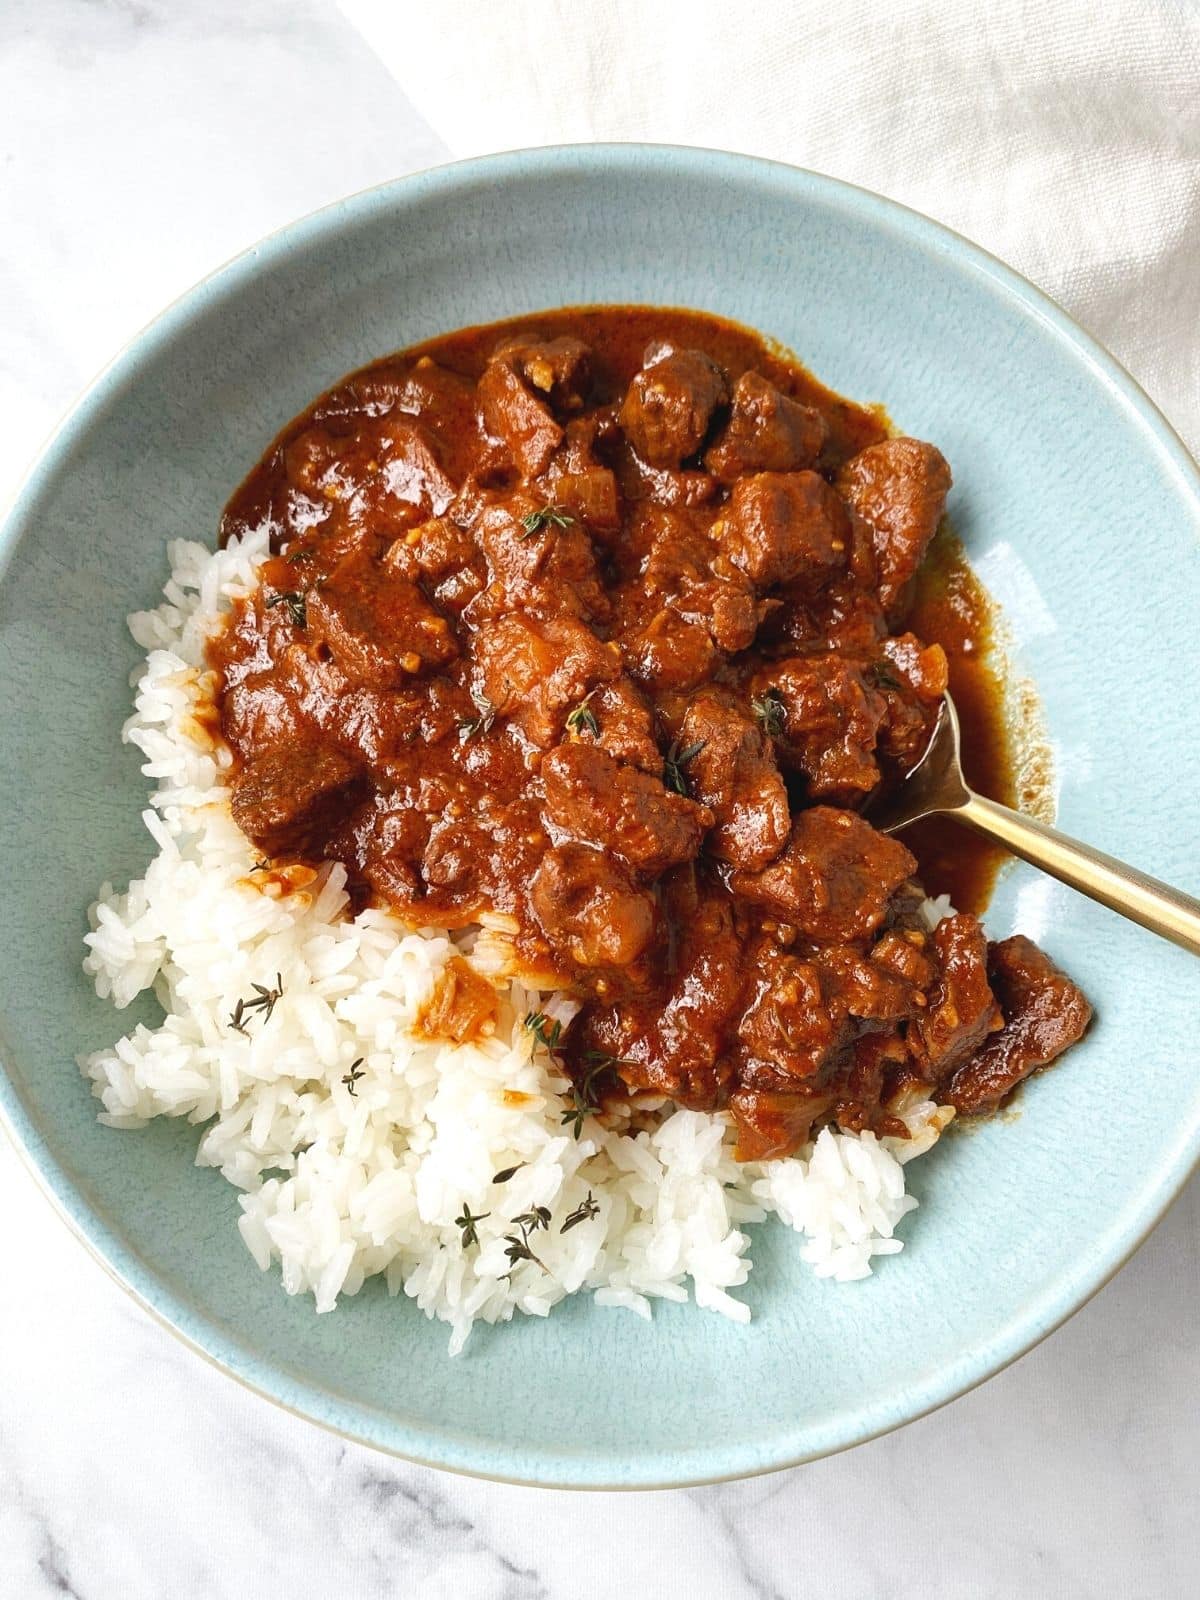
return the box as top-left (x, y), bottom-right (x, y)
top-left (81, 531), bottom-right (954, 1353)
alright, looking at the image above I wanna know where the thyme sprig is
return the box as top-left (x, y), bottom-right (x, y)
top-left (751, 687), bottom-right (786, 738)
top-left (519, 504), bottom-right (574, 537)
top-left (560, 1098), bottom-right (592, 1141)
top-left (265, 590), bottom-right (308, 629)
top-left (581, 1049), bottom-right (635, 1069)
top-left (560, 1191), bottom-right (600, 1233)
top-left (524, 1010), bottom-right (563, 1052)
top-left (662, 738), bottom-right (705, 797)
top-left (565, 690), bottom-right (599, 737)
top-left (457, 688), bottom-right (497, 742)
top-left (227, 974), bottom-right (284, 1035)
top-left (342, 1058), bottom-right (365, 1096)
top-left (867, 660), bottom-right (903, 692)
top-left (502, 1206), bottom-right (550, 1273)
top-left (560, 1055), bottom-right (628, 1140)
top-left (455, 1204), bottom-right (489, 1249)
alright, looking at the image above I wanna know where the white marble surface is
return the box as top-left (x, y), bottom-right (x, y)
top-left (1, 5), bottom-right (1197, 1595)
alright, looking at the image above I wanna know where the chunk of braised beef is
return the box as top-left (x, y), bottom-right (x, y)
top-left (568, 676), bottom-right (661, 773)
top-left (663, 575), bottom-right (762, 658)
top-left (735, 946), bottom-right (841, 1081)
top-left (830, 1031), bottom-right (911, 1137)
top-left (220, 674), bottom-right (305, 760)
top-left (766, 580), bottom-right (887, 657)
top-left (908, 912), bottom-right (1003, 1082)
top-left (311, 683), bottom-right (442, 767)
top-left (620, 606), bottom-right (719, 693)
top-left (477, 355), bottom-right (564, 479)
top-left (618, 345), bottom-right (729, 467)
top-left (615, 509), bottom-right (764, 678)
top-left (762, 655), bottom-right (887, 800)
top-left (729, 1086), bottom-right (838, 1163)
top-left (285, 415), bottom-right (457, 518)
top-left (638, 510), bottom-right (722, 598)
top-left (616, 879), bottom-right (742, 1108)
top-left (873, 634), bottom-right (950, 772)
top-left (384, 516), bottom-right (477, 583)
top-left (942, 936), bottom-right (1092, 1113)
top-left (621, 459), bottom-right (722, 509)
top-left (493, 335), bottom-right (591, 409)
top-left (556, 413), bottom-right (609, 473)
top-left (421, 810), bottom-right (498, 903)
top-left (321, 360), bottom-right (481, 479)
top-left (470, 496), bottom-right (609, 622)
top-left (869, 927), bottom-right (937, 990)
top-left (718, 471), bottom-right (850, 591)
top-left (371, 418), bottom-right (459, 517)
top-left (352, 792), bottom-right (430, 905)
top-left (382, 515), bottom-right (486, 616)
top-left (306, 553), bottom-right (458, 689)
top-left (530, 843), bottom-right (656, 969)
top-left (472, 613), bottom-right (621, 747)
top-left (729, 807), bottom-right (916, 942)
top-left (704, 371), bottom-right (829, 481)
top-left (836, 438), bottom-right (952, 615)
top-left (230, 742), bottom-right (363, 858)
top-left (879, 633), bottom-right (949, 699)
top-left (816, 943), bottom-right (923, 1023)
top-left (541, 742), bottom-right (710, 877)
top-left (679, 691), bottom-right (790, 870)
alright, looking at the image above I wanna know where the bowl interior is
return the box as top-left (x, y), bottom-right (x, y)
top-left (2, 147), bottom-right (1198, 1487)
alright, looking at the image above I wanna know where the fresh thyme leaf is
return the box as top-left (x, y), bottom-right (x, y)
top-left (560, 1190), bottom-right (600, 1233)
top-left (342, 1057), bottom-right (365, 1096)
top-left (499, 1202), bottom-right (552, 1274)
top-left (247, 973), bottom-right (284, 1022)
top-left (502, 1233), bottom-right (547, 1271)
top-left (513, 1206), bottom-right (551, 1234)
top-left (455, 1203), bottom-right (489, 1249)
top-left (457, 688), bottom-right (496, 741)
top-left (867, 660), bottom-right (903, 692)
top-left (751, 687), bottom-right (786, 739)
top-left (492, 1163), bottom-right (527, 1185)
top-left (581, 1049), bottom-right (635, 1069)
top-left (228, 974), bottom-right (284, 1033)
top-left (266, 589), bottom-right (308, 628)
top-left (560, 1102), bottom-right (590, 1140)
top-left (285, 548), bottom-right (314, 565)
top-left (560, 1056), bottom-right (622, 1140)
top-left (662, 737), bottom-right (706, 796)
top-left (565, 691), bottom-right (599, 737)
top-left (524, 1010), bottom-right (563, 1051)
top-left (519, 504), bottom-right (574, 537)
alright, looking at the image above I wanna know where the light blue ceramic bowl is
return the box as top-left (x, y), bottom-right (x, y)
top-left (1, 146), bottom-right (1198, 1488)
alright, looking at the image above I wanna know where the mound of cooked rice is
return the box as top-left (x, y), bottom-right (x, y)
top-left (81, 531), bottom-right (952, 1353)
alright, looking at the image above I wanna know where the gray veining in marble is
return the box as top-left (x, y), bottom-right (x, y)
top-left (0, 3), bottom-right (1196, 1596)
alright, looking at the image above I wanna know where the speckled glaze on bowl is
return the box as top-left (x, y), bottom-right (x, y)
top-left (1, 146), bottom-right (1198, 1489)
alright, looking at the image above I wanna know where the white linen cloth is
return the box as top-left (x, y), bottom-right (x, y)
top-left (339, 0), bottom-right (1200, 455)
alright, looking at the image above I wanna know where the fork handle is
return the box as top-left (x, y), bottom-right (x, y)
top-left (953, 793), bottom-right (1200, 957)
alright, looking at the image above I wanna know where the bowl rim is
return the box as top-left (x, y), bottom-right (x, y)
top-left (1, 142), bottom-right (1199, 1490)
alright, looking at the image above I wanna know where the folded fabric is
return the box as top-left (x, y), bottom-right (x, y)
top-left (339, 0), bottom-right (1200, 455)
